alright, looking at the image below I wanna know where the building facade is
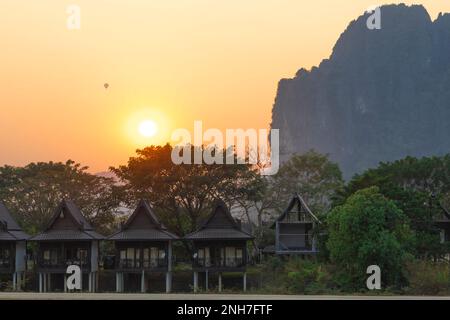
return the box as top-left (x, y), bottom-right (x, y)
top-left (185, 200), bottom-right (253, 292)
top-left (108, 200), bottom-right (178, 293)
top-left (30, 200), bottom-right (103, 292)
top-left (272, 194), bottom-right (320, 256)
top-left (0, 203), bottom-right (29, 290)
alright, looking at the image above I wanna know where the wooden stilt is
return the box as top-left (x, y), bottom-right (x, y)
top-left (166, 272), bottom-right (172, 293)
top-left (141, 270), bottom-right (146, 293)
top-left (12, 273), bottom-right (17, 291)
top-left (193, 271), bottom-right (198, 293)
top-left (47, 273), bottom-right (51, 292)
top-left (39, 273), bottom-right (43, 293)
top-left (116, 272), bottom-right (121, 293)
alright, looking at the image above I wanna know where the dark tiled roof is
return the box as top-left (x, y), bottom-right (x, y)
top-left (30, 230), bottom-right (104, 241)
top-left (8, 230), bottom-right (30, 240)
top-left (185, 200), bottom-right (254, 241)
top-left (31, 200), bottom-right (104, 241)
top-left (0, 231), bottom-right (18, 241)
top-left (185, 228), bottom-right (253, 240)
top-left (108, 228), bottom-right (178, 241)
top-left (0, 203), bottom-right (22, 230)
top-left (123, 200), bottom-right (165, 229)
top-left (0, 203), bottom-right (30, 240)
top-left (108, 200), bottom-right (179, 241)
top-left (45, 199), bottom-right (94, 231)
top-left (441, 204), bottom-right (450, 220)
top-left (271, 193), bottom-right (320, 228)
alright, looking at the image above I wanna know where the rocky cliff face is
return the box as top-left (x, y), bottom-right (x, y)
top-left (271, 4), bottom-right (450, 179)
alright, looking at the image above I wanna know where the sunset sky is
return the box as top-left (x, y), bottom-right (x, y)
top-left (1, 1), bottom-right (450, 172)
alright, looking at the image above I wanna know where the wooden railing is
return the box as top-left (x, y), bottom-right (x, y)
top-left (194, 257), bottom-right (244, 268)
top-left (0, 258), bottom-right (11, 269)
top-left (38, 258), bottom-right (90, 269)
top-left (118, 258), bottom-right (168, 269)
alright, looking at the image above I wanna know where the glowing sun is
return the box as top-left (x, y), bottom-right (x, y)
top-left (138, 120), bottom-right (158, 137)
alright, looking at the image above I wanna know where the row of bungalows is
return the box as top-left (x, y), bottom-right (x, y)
top-left (1, 194), bottom-right (449, 293)
top-left (0, 199), bottom-right (253, 293)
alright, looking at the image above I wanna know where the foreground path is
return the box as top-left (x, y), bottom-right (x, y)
top-left (0, 292), bottom-right (449, 300)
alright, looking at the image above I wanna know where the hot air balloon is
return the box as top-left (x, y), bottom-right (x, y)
top-left (104, 83), bottom-right (109, 89)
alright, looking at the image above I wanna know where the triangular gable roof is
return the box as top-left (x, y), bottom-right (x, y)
top-left (441, 204), bottom-right (450, 220)
top-left (124, 200), bottom-right (166, 230)
top-left (44, 199), bottom-right (94, 231)
top-left (200, 200), bottom-right (240, 229)
top-left (108, 200), bottom-right (178, 241)
top-left (30, 200), bottom-right (103, 241)
top-left (436, 202), bottom-right (450, 222)
top-left (272, 193), bottom-right (320, 228)
top-left (0, 202), bottom-right (21, 231)
top-left (0, 202), bottom-right (30, 241)
top-left (185, 200), bottom-right (253, 240)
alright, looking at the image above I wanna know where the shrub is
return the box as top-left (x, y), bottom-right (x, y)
top-left (327, 187), bottom-right (412, 290)
top-left (285, 258), bottom-right (334, 294)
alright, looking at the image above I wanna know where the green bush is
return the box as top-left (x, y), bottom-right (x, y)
top-left (326, 187), bottom-right (412, 290)
top-left (284, 258), bottom-right (334, 294)
top-left (264, 256), bottom-right (284, 272)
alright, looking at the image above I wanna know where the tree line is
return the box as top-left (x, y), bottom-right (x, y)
top-left (1, 144), bottom-right (449, 290)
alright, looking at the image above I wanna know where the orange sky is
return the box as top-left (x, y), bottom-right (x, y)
top-left (1, 1), bottom-right (449, 172)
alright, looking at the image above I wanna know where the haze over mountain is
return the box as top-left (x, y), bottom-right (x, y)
top-left (271, 4), bottom-right (450, 179)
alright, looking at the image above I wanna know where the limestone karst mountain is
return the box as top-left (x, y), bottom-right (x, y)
top-left (271, 4), bottom-right (450, 179)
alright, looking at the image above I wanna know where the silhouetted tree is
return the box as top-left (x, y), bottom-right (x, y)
top-left (0, 160), bottom-right (123, 235)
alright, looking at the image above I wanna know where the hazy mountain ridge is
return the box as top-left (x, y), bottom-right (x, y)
top-left (271, 4), bottom-right (450, 179)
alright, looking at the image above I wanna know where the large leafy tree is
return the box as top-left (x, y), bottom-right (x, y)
top-left (0, 160), bottom-right (122, 235)
top-left (326, 187), bottom-right (412, 290)
top-left (338, 155), bottom-right (450, 258)
top-left (270, 150), bottom-right (344, 215)
top-left (111, 144), bottom-right (263, 237)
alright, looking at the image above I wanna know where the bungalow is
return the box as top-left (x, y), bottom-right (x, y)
top-left (30, 200), bottom-right (103, 292)
top-left (435, 203), bottom-right (450, 259)
top-left (272, 193), bottom-right (320, 256)
top-left (184, 200), bottom-right (253, 292)
top-left (108, 200), bottom-right (178, 293)
top-left (0, 203), bottom-right (29, 290)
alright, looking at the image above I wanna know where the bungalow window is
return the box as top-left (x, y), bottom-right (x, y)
top-left (197, 248), bottom-right (210, 266)
top-left (141, 247), bottom-right (166, 268)
top-left (150, 247), bottom-right (158, 267)
top-left (120, 249), bottom-right (127, 267)
top-left (143, 248), bottom-right (150, 268)
top-left (78, 249), bottom-right (88, 264)
top-left (65, 247), bottom-right (88, 266)
top-left (236, 248), bottom-right (243, 265)
top-left (224, 247), bottom-right (244, 267)
top-left (0, 247), bottom-right (10, 267)
top-left (135, 248), bottom-right (141, 268)
top-left (43, 248), bottom-right (59, 266)
top-left (159, 249), bottom-right (166, 262)
top-left (225, 247), bottom-right (237, 266)
top-left (127, 248), bottom-right (135, 268)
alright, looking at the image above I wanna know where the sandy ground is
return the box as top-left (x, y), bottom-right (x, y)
top-left (0, 292), bottom-right (449, 300)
